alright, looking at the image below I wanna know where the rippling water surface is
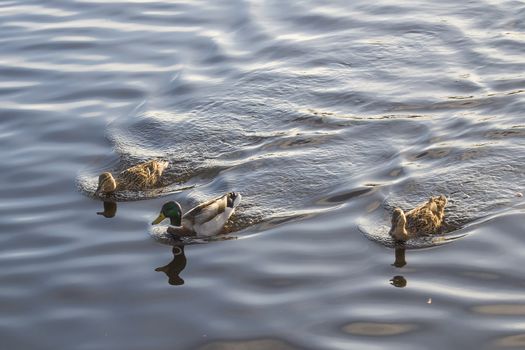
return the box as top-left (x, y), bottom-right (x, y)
top-left (1, 0), bottom-right (525, 349)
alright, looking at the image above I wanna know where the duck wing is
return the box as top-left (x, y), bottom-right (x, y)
top-left (183, 194), bottom-right (229, 226)
top-left (183, 192), bottom-right (241, 225)
top-left (431, 195), bottom-right (447, 221)
top-left (182, 193), bottom-right (241, 236)
top-left (118, 160), bottom-right (168, 189)
top-left (118, 165), bottom-right (150, 189)
top-left (143, 160), bottom-right (169, 176)
top-left (405, 195), bottom-right (447, 234)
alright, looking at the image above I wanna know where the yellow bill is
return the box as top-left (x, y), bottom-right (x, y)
top-left (152, 213), bottom-right (166, 225)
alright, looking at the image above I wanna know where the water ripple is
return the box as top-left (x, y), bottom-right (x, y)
top-left (1, 0), bottom-right (525, 349)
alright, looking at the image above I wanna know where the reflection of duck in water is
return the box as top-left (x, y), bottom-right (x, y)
top-left (97, 201), bottom-right (117, 218)
top-left (155, 245), bottom-right (187, 286)
top-left (390, 275), bottom-right (407, 288)
top-left (392, 246), bottom-right (407, 268)
top-left (390, 247), bottom-right (407, 287)
top-left (152, 192), bottom-right (242, 237)
top-left (388, 195), bottom-right (447, 242)
top-left (95, 160), bottom-right (169, 196)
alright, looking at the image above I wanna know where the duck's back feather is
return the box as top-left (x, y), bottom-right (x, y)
top-left (182, 193), bottom-right (241, 236)
top-left (191, 208), bottom-right (235, 236)
top-left (405, 195), bottom-right (447, 235)
top-left (117, 160), bottom-right (168, 190)
top-left (184, 195), bottom-right (228, 223)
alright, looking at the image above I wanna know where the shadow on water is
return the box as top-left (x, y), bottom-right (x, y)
top-left (155, 245), bottom-right (187, 286)
top-left (151, 227), bottom-right (240, 246)
top-left (390, 247), bottom-right (407, 288)
top-left (390, 275), bottom-right (408, 288)
top-left (96, 201), bottom-right (117, 218)
top-left (392, 246), bottom-right (407, 268)
top-left (83, 179), bottom-right (195, 218)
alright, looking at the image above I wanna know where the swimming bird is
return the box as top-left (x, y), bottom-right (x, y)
top-left (388, 195), bottom-right (447, 241)
top-left (152, 192), bottom-right (242, 237)
top-left (95, 160), bottom-right (169, 196)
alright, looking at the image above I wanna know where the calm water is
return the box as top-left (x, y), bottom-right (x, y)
top-left (1, 0), bottom-right (525, 349)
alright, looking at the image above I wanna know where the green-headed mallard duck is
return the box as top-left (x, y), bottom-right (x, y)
top-left (152, 192), bottom-right (242, 237)
top-left (389, 195), bottom-right (447, 241)
top-left (95, 160), bottom-right (169, 196)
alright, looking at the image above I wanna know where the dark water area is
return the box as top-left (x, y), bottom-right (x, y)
top-left (1, 0), bottom-right (525, 349)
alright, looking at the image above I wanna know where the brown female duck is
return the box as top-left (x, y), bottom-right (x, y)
top-left (95, 160), bottom-right (168, 195)
top-left (388, 195), bottom-right (447, 241)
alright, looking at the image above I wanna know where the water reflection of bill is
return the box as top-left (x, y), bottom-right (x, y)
top-left (155, 245), bottom-right (187, 286)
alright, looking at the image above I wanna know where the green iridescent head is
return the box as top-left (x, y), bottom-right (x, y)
top-left (152, 201), bottom-right (182, 226)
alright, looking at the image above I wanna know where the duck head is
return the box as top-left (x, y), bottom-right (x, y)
top-left (152, 201), bottom-right (183, 226)
top-left (95, 172), bottom-right (117, 196)
top-left (388, 208), bottom-right (408, 241)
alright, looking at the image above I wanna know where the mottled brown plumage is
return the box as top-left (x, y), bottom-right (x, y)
top-left (95, 160), bottom-right (168, 195)
top-left (389, 195), bottom-right (447, 241)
